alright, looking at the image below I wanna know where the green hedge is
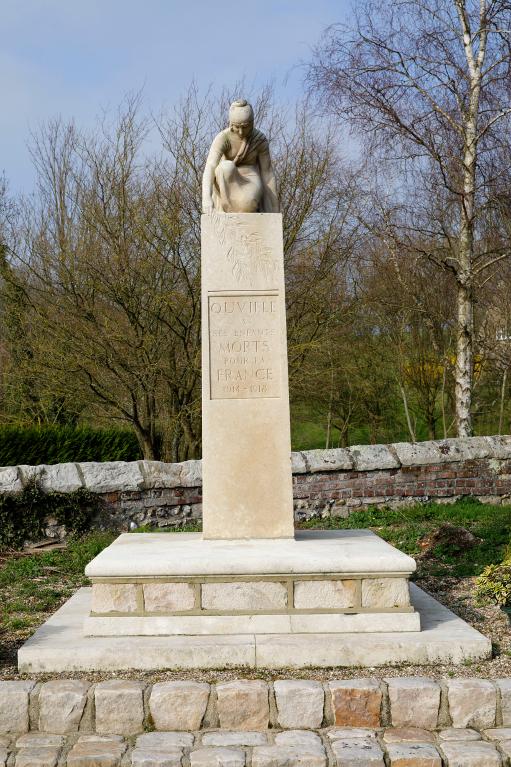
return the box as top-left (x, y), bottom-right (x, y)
top-left (0, 483), bottom-right (100, 549)
top-left (0, 425), bottom-right (142, 466)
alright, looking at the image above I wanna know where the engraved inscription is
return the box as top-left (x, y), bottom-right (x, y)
top-left (209, 294), bottom-right (281, 399)
top-left (211, 212), bottom-right (277, 286)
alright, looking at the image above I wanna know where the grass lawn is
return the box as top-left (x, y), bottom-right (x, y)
top-left (301, 497), bottom-right (511, 578)
top-left (0, 498), bottom-right (510, 675)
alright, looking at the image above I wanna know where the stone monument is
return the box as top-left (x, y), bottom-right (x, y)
top-left (201, 99), bottom-right (293, 539)
top-left (81, 100), bottom-right (419, 637)
top-left (17, 100), bottom-right (491, 671)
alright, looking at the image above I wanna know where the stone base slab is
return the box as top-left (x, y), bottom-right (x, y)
top-left (84, 609), bottom-right (421, 636)
top-left (18, 585), bottom-right (491, 672)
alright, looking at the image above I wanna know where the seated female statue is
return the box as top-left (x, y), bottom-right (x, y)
top-left (202, 99), bottom-right (279, 214)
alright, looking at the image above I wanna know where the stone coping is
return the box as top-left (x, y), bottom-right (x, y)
top-left (84, 531), bottom-right (417, 577)
top-left (1, 435), bottom-right (510, 494)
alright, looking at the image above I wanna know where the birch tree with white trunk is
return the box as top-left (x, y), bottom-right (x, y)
top-left (308, 0), bottom-right (511, 436)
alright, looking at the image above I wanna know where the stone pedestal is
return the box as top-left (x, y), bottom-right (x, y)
top-left (201, 213), bottom-right (294, 540)
top-left (83, 530), bottom-right (420, 636)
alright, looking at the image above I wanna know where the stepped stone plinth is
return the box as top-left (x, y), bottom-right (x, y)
top-left (83, 530), bottom-right (420, 636)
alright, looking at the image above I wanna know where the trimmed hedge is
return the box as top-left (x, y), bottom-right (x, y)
top-left (0, 425), bottom-right (142, 466)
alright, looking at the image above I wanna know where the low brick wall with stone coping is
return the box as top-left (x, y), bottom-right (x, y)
top-left (1, 435), bottom-right (510, 538)
top-left (1, 677), bottom-right (511, 765)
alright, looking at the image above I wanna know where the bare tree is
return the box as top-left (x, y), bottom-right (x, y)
top-left (1, 87), bottom-right (359, 458)
top-left (308, 0), bottom-right (511, 436)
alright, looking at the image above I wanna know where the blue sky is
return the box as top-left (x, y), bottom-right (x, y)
top-left (0, 0), bottom-right (351, 193)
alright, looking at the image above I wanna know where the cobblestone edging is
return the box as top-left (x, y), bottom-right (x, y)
top-left (1, 435), bottom-right (510, 536)
top-left (1, 677), bottom-right (511, 765)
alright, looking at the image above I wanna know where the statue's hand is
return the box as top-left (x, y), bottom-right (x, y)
top-left (203, 198), bottom-right (214, 214)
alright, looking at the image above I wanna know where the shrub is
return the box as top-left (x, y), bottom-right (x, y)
top-left (0, 425), bottom-right (141, 465)
top-left (475, 562), bottom-right (511, 607)
top-left (0, 482), bottom-right (101, 550)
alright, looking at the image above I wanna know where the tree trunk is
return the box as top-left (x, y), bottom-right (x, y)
top-left (399, 382), bottom-right (416, 441)
top-left (455, 280), bottom-right (474, 437)
top-left (499, 367), bottom-right (508, 435)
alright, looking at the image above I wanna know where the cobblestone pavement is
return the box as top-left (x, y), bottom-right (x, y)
top-left (2, 727), bottom-right (511, 766)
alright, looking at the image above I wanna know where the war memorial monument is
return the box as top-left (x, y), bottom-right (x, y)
top-left (18, 100), bottom-right (490, 671)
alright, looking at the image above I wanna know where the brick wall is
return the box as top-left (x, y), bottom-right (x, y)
top-left (1, 435), bottom-right (510, 536)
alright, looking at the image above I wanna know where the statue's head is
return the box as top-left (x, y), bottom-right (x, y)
top-left (229, 99), bottom-right (254, 139)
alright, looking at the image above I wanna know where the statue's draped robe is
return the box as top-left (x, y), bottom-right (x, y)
top-left (204, 129), bottom-right (273, 213)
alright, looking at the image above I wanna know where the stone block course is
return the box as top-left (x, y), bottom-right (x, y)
top-left (136, 733), bottom-right (195, 749)
top-left (439, 740), bottom-right (502, 766)
top-left (349, 444), bottom-right (399, 471)
top-left (202, 732), bottom-right (267, 746)
top-left (386, 742), bottom-right (441, 766)
top-left (386, 678), bottom-right (440, 730)
top-left (38, 679), bottom-right (89, 734)
top-left (361, 578), bottom-right (410, 608)
top-left (327, 728), bottom-right (377, 741)
top-left (14, 746), bottom-right (60, 767)
top-left (329, 737), bottom-right (385, 765)
top-left (445, 678), bottom-right (497, 729)
top-left (143, 582), bottom-right (196, 612)
top-left (497, 679), bottom-right (511, 726)
top-left (131, 749), bottom-right (184, 767)
top-left (201, 582), bottom-right (287, 611)
top-left (190, 748), bottom-right (245, 767)
top-left (329, 679), bottom-right (382, 727)
top-left (92, 583), bottom-right (138, 614)
top-left (304, 448), bottom-right (353, 472)
top-left (216, 681), bottom-right (269, 730)
top-left (149, 682), bottom-right (210, 731)
top-left (80, 461), bottom-right (145, 493)
top-left (383, 728), bottom-right (436, 743)
top-left (0, 681), bottom-right (34, 734)
top-left (140, 460), bottom-right (183, 489)
top-left (66, 734), bottom-right (126, 766)
top-left (94, 679), bottom-right (145, 735)
top-left (2, 675), bottom-right (511, 764)
top-left (273, 730), bottom-right (324, 750)
top-left (499, 741), bottom-right (511, 761)
top-left (437, 727), bottom-right (481, 741)
top-left (0, 466), bottom-right (23, 493)
top-left (484, 728), bottom-right (511, 740)
top-left (274, 680), bottom-right (324, 729)
top-left (293, 579), bottom-right (356, 609)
